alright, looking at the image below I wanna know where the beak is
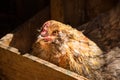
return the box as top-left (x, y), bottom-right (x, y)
top-left (41, 31), bottom-right (47, 37)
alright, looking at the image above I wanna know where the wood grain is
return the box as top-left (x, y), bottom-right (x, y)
top-left (50, 0), bottom-right (64, 22)
top-left (0, 46), bottom-right (87, 80)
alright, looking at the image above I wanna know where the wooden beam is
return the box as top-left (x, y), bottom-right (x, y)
top-left (50, 0), bottom-right (64, 22)
top-left (0, 46), bottom-right (87, 80)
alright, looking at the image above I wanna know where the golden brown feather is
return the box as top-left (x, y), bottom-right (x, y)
top-left (31, 20), bottom-right (105, 80)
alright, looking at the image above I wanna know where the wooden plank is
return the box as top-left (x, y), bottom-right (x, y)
top-left (50, 0), bottom-right (118, 27)
top-left (0, 46), bottom-right (87, 80)
top-left (50, 0), bottom-right (64, 22)
top-left (50, 0), bottom-right (85, 27)
top-left (63, 0), bottom-right (85, 27)
top-left (0, 33), bottom-right (14, 46)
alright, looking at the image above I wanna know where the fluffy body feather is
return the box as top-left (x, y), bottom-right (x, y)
top-left (31, 20), bottom-right (104, 80)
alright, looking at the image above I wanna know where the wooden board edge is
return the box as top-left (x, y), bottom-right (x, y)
top-left (0, 46), bottom-right (88, 80)
top-left (23, 53), bottom-right (88, 80)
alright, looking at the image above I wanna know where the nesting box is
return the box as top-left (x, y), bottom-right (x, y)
top-left (0, 2), bottom-right (119, 80)
top-left (0, 7), bottom-right (88, 80)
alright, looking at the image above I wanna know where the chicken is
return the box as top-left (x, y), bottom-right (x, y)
top-left (102, 47), bottom-right (120, 80)
top-left (31, 20), bottom-right (105, 80)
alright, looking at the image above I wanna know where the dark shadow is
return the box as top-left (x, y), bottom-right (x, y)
top-left (9, 6), bottom-right (50, 54)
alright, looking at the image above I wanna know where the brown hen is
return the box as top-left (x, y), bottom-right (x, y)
top-left (31, 20), bottom-right (104, 80)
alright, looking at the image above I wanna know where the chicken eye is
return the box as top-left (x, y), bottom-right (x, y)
top-left (52, 30), bottom-right (59, 35)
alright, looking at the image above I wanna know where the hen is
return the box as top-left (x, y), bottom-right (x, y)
top-left (102, 47), bottom-right (120, 80)
top-left (31, 20), bottom-right (104, 80)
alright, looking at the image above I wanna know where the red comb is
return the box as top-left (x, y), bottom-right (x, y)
top-left (43, 21), bottom-right (51, 28)
top-left (40, 21), bottom-right (51, 36)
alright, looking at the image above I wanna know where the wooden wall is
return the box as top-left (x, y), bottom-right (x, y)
top-left (0, 0), bottom-right (50, 38)
top-left (50, 0), bottom-right (119, 27)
